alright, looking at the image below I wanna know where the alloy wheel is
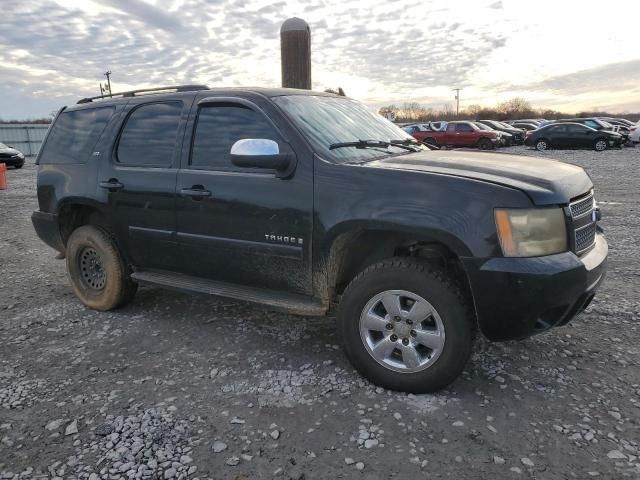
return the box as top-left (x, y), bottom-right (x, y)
top-left (359, 290), bottom-right (445, 373)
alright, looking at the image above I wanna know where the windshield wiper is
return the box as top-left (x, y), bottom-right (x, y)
top-left (329, 139), bottom-right (419, 152)
top-left (389, 139), bottom-right (423, 151)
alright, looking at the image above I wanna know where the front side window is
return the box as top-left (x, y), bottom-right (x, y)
top-left (272, 95), bottom-right (420, 164)
top-left (584, 120), bottom-right (600, 129)
top-left (190, 105), bottom-right (280, 171)
top-left (39, 107), bottom-right (114, 164)
top-left (117, 101), bottom-right (182, 167)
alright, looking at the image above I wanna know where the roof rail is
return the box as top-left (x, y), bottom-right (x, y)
top-left (77, 85), bottom-right (209, 104)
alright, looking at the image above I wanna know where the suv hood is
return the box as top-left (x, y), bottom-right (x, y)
top-left (366, 150), bottom-right (592, 205)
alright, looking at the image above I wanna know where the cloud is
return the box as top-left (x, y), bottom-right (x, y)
top-left (0, 0), bottom-right (637, 118)
top-left (522, 59), bottom-right (640, 95)
top-left (101, 0), bottom-right (185, 34)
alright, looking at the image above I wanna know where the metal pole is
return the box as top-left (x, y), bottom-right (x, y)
top-left (280, 18), bottom-right (311, 89)
top-left (23, 126), bottom-right (31, 156)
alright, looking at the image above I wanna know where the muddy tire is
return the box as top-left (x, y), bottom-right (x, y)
top-left (337, 258), bottom-right (474, 393)
top-left (66, 225), bottom-right (137, 311)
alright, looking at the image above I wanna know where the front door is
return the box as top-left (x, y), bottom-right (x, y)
top-left (174, 97), bottom-right (313, 295)
top-left (97, 98), bottom-right (190, 270)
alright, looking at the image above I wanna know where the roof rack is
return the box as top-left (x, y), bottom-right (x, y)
top-left (77, 85), bottom-right (210, 104)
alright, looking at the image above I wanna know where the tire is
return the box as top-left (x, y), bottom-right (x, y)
top-left (66, 225), bottom-right (138, 311)
top-left (535, 139), bottom-right (549, 151)
top-left (425, 137), bottom-right (437, 146)
top-left (14, 163), bottom-right (23, 169)
top-left (594, 138), bottom-right (608, 151)
top-left (478, 138), bottom-right (492, 150)
top-left (337, 258), bottom-right (474, 393)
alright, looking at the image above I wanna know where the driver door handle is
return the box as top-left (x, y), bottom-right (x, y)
top-left (180, 187), bottom-right (212, 198)
top-left (99, 179), bottom-right (124, 190)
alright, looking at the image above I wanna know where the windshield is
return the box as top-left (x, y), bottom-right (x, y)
top-left (273, 95), bottom-right (422, 163)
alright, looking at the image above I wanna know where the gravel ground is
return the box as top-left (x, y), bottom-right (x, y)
top-left (0, 145), bottom-right (639, 480)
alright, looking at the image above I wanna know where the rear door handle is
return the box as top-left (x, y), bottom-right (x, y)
top-left (180, 187), bottom-right (212, 198)
top-left (99, 179), bottom-right (124, 190)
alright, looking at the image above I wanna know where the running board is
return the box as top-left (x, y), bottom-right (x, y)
top-left (131, 269), bottom-right (327, 316)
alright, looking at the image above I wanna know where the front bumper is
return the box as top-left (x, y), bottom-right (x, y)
top-left (0, 156), bottom-right (24, 167)
top-left (31, 211), bottom-right (64, 253)
top-left (462, 233), bottom-right (608, 341)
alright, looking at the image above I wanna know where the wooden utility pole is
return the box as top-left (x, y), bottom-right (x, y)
top-left (453, 88), bottom-right (462, 116)
top-left (104, 70), bottom-right (112, 97)
top-left (280, 18), bottom-right (311, 89)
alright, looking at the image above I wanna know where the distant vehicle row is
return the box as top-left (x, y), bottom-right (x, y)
top-left (401, 117), bottom-right (638, 151)
top-left (402, 121), bottom-right (521, 149)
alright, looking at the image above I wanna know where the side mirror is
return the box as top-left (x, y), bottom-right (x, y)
top-left (230, 139), bottom-right (294, 176)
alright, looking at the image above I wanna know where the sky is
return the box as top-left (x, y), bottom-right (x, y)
top-left (0, 0), bottom-right (639, 119)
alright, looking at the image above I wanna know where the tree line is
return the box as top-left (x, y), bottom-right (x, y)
top-left (379, 97), bottom-right (640, 123)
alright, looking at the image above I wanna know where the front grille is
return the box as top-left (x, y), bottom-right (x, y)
top-left (575, 222), bottom-right (597, 253)
top-left (570, 191), bottom-right (594, 218)
top-left (570, 190), bottom-right (597, 254)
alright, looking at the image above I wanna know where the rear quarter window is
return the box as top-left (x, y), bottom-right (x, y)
top-left (38, 107), bottom-right (115, 164)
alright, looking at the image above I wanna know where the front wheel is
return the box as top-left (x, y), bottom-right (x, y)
top-left (337, 258), bottom-right (474, 393)
top-left (594, 138), bottom-right (608, 151)
top-left (66, 225), bottom-right (138, 311)
top-left (478, 138), bottom-right (493, 150)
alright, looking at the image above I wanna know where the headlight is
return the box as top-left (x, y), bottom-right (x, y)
top-left (495, 208), bottom-right (567, 257)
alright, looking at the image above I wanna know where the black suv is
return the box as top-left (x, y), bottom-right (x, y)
top-left (32, 86), bottom-right (608, 393)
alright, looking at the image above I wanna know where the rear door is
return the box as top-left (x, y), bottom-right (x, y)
top-left (97, 97), bottom-right (191, 270)
top-left (452, 123), bottom-right (475, 146)
top-left (546, 125), bottom-right (569, 147)
top-left (174, 96), bottom-right (314, 294)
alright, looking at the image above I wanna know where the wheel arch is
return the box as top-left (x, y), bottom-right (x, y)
top-left (317, 223), bottom-right (474, 304)
top-left (57, 199), bottom-right (111, 247)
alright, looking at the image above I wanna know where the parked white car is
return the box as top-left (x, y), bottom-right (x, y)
top-left (630, 122), bottom-right (640, 144)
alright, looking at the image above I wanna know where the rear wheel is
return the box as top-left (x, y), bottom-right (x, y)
top-left (337, 258), bottom-right (474, 393)
top-left (594, 138), bottom-right (608, 151)
top-left (66, 225), bottom-right (137, 311)
top-left (14, 163), bottom-right (23, 169)
top-left (535, 139), bottom-right (549, 151)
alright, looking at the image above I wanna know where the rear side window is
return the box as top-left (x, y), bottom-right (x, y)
top-left (455, 123), bottom-right (474, 132)
top-left (190, 105), bottom-right (280, 171)
top-left (39, 107), bottom-right (114, 164)
top-left (117, 101), bottom-right (182, 167)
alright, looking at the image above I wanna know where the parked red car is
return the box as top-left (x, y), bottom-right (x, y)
top-left (401, 124), bottom-right (434, 142)
top-left (421, 121), bottom-right (499, 149)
